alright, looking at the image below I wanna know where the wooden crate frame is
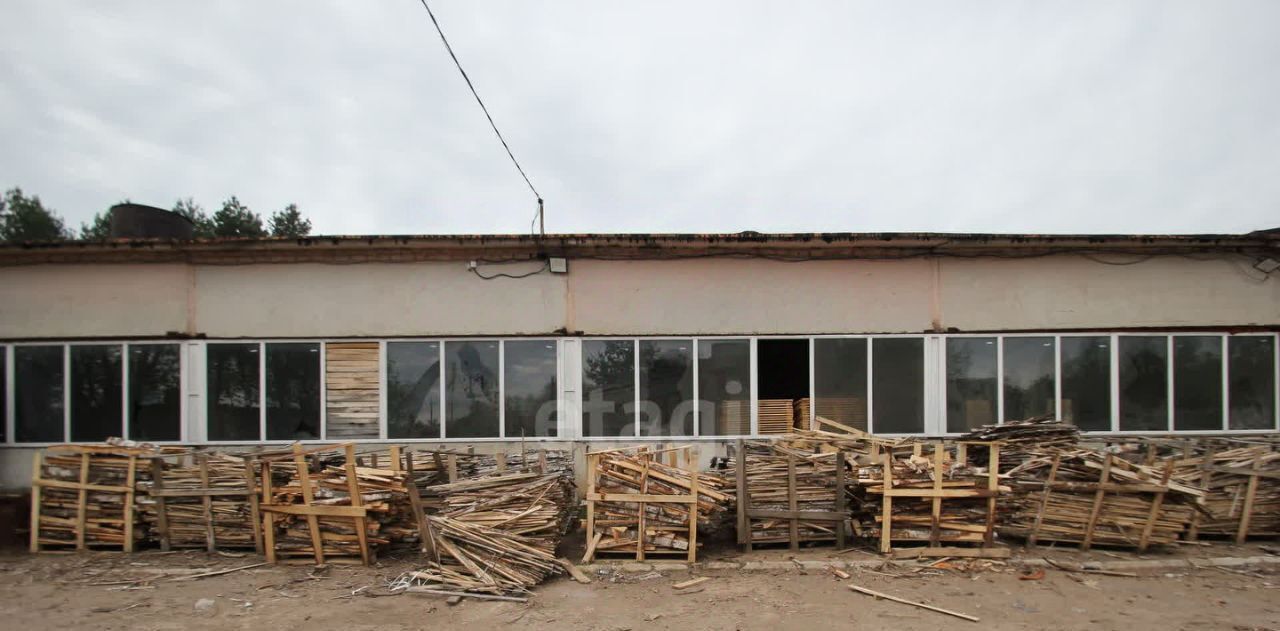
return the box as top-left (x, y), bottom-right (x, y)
top-left (147, 453), bottom-right (263, 553)
top-left (876, 441), bottom-right (1003, 556)
top-left (583, 446), bottom-right (701, 563)
top-left (29, 446), bottom-right (142, 553)
top-left (1185, 444), bottom-right (1280, 543)
top-left (734, 438), bottom-right (848, 551)
top-left (259, 443), bottom-right (371, 565)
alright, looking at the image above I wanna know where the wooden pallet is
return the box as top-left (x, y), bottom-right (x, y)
top-left (871, 441), bottom-right (1003, 556)
top-left (734, 439), bottom-right (847, 551)
top-left (583, 446), bottom-right (705, 563)
top-left (29, 445), bottom-right (147, 553)
top-left (144, 453), bottom-right (263, 553)
top-left (259, 443), bottom-right (372, 565)
top-left (757, 399), bottom-right (794, 435)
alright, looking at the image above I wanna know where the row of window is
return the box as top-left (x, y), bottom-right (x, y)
top-left (1, 334), bottom-right (1276, 444)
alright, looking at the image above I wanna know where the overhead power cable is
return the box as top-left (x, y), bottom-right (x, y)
top-left (414, 0), bottom-right (544, 231)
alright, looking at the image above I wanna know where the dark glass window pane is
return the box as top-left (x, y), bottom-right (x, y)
top-left (129, 344), bottom-right (181, 441)
top-left (639, 340), bottom-right (694, 436)
top-left (1060, 336), bottom-right (1111, 431)
top-left (872, 338), bottom-right (924, 434)
top-left (946, 337), bottom-right (997, 433)
top-left (445, 341), bottom-right (499, 438)
top-left (698, 340), bottom-right (750, 436)
top-left (266, 343), bottom-right (321, 440)
top-left (1004, 337), bottom-right (1055, 422)
top-left (207, 343), bottom-right (260, 441)
top-left (504, 340), bottom-right (558, 438)
top-left (15, 346), bottom-right (64, 442)
top-left (0, 346), bottom-right (6, 443)
top-left (814, 338), bottom-right (868, 431)
top-left (1173, 336), bottom-right (1223, 431)
top-left (582, 340), bottom-right (635, 437)
top-left (1229, 336), bottom-right (1276, 430)
top-left (1119, 336), bottom-right (1168, 431)
top-left (386, 342), bottom-right (441, 439)
top-left (70, 345), bottom-right (123, 442)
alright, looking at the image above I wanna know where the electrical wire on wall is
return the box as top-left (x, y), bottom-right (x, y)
top-left (469, 260), bottom-right (550, 280)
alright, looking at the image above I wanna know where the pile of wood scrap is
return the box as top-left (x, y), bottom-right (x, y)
top-left (469, 449), bottom-right (574, 478)
top-left (958, 415), bottom-right (1080, 469)
top-left (137, 453), bottom-right (261, 551)
top-left (424, 469), bottom-right (575, 547)
top-left (30, 445), bottom-right (169, 552)
top-left (730, 439), bottom-right (850, 549)
top-left (856, 442), bottom-right (1006, 554)
top-left (1002, 450), bottom-right (1202, 550)
top-left (404, 514), bottom-right (562, 595)
top-left (1176, 441), bottom-right (1280, 542)
top-left (584, 446), bottom-right (731, 561)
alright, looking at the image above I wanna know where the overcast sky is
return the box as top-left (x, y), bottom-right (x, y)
top-left (2, 1), bottom-right (1278, 236)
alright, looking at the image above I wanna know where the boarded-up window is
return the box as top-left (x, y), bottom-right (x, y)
top-left (325, 342), bottom-right (381, 439)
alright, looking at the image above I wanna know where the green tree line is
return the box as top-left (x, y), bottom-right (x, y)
top-left (0, 187), bottom-right (314, 241)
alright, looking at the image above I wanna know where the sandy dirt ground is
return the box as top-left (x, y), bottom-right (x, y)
top-left (1, 545), bottom-right (1278, 631)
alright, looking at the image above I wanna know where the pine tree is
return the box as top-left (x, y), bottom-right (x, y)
top-left (268, 203), bottom-right (312, 237)
top-left (210, 196), bottom-right (266, 238)
top-left (172, 198), bottom-right (216, 238)
top-left (0, 188), bottom-right (72, 241)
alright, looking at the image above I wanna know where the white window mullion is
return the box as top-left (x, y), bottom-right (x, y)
top-left (439, 341), bottom-right (447, 440)
top-left (498, 340), bottom-right (506, 439)
top-left (378, 340), bottom-right (388, 440)
top-left (1053, 335), bottom-right (1063, 422)
top-left (1166, 335), bottom-right (1175, 433)
top-left (258, 342), bottom-right (267, 441)
top-left (749, 338), bottom-right (758, 436)
top-left (692, 339), bottom-right (700, 438)
top-left (63, 345), bottom-right (71, 443)
top-left (121, 344), bottom-right (130, 441)
top-left (1110, 335), bottom-right (1120, 432)
top-left (996, 336), bottom-right (1005, 424)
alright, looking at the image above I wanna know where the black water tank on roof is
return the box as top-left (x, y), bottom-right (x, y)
top-left (108, 203), bottom-right (195, 239)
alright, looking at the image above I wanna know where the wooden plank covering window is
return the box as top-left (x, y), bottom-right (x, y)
top-left (325, 342), bottom-right (381, 439)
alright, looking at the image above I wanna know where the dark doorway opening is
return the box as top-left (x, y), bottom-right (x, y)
top-left (757, 339), bottom-right (810, 400)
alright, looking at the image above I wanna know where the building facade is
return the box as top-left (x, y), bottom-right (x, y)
top-left (1, 232), bottom-right (1277, 488)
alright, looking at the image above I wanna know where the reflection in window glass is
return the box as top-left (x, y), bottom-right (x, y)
top-left (814, 338), bottom-right (868, 431)
top-left (207, 343), bottom-right (261, 441)
top-left (1060, 336), bottom-right (1111, 431)
top-left (946, 338), bottom-right (997, 433)
top-left (1119, 336), bottom-right (1168, 431)
top-left (1229, 336), bottom-right (1276, 430)
top-left (129, 344), bottom-right (181, 441)
top-left (504, 340), bottom-right (558, 438)
top-left (15, 346), bottom-right (64, 442)
top-left (1173, 336), bottom-right (1223, 431)
top-left (638, 340), bottom-right (693, 436)
top-left (71, 345), bottom-right (123, 442)
top-left (386, 342), bottom-right (441, 439)
top-left (697, 340), bottom-right (750, 436)
top-left (265, 343), bottom-right (321, 440)
top-left (445, 341), bottom-right (499, 438)
top-left (582, 340), bottom-right (635, 437)
top-left (0, 346), bottom-right (6, 443)
top-left (1004, 337), bottom-right (1055, 422)
top-left (872, 338), bottom-right (924, 434)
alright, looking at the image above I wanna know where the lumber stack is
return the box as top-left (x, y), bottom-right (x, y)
top-left (136, 453), bottom-right (261, 551)
top-left (730, 439), bottom-right (850, 549)
top-left (857, 442), bottom-right (1005, 553)
top-left (1002, 450), bottom-right (1201, 550)
top-left (809, 397), bottom-right (868, 432)
top-left (793, 398), bottom-right (811, 430)
top-left (29, 445), bottom-right (167, 552)
top-left (1175, 442), bottom-right (1280, 541)
top-left (757, 399), bottom-right (794, 434)
top-left (584, 446), bottom-right (731, 561)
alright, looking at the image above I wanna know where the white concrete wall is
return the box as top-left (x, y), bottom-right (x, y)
top-left (0, 264), bottom-right (190, 338)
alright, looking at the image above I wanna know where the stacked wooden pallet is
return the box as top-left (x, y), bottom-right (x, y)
top-left (324, 342), bottom-right (381, 439)
top-left (137, 453), bottom-right (262, 552)
top-left (716, 400), bottom-right (752, 435)
top-left (793, 398), bottom-right (811, 430)
top-left (809, 397), bottom-right (868, 432)
top-left (757, 399), bottom-right (794, 434)
top-left (731, 439), bottom-right (849, 549)
top-left (1175, 442), bottom-right (1280, 542)
top-left (1002, 450), bottom-right (1201, 550)
top-left (857, 442), bottom-right (1006, 554)
top-left (29, 445), bottom-right (171, 552)
top-left (583, 446), bottom-right (731, 562)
